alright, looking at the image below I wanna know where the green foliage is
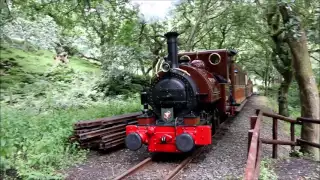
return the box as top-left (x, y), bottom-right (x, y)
top-left (1, 0), bottom-right (319, 178)
top-left (0, 96), bottom-right (140, 179)
top-left (259, 158), bottom-right (278, 180)
top-left (97, 68), bottom-right (148, 97)
top-left (289, 150), bottom-right (304, 157)
top-left (0, 43), bottom-right (100, 90)
top-left (0, 45), bottom-right (141, 179)
top-left (94, 45), bottom-right (151, 97)
top-left (0, 44), bottom-right (141, 179)
top-left (266, 81), bottom-right (301, 117)
top-left (266, 82), bottom-right (302, 137)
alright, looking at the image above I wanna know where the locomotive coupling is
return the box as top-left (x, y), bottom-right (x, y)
top-left (125, 133), bottom-right (142, 151)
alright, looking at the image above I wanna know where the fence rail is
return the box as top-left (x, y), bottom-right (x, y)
top-left (244, 109), bottom-right (320, 180)
top-left (244, 111), bottom-right (262, 180)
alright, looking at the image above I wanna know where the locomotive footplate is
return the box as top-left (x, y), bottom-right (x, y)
top-left (125, 125), bottom-right (211, 153)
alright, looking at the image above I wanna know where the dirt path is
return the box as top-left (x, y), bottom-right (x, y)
top-left (273, 157), bottom-right (320, 180)
top-left (64, 96), bottom-right (319, 180)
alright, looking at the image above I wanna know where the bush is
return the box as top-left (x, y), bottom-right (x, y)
top-left (262, 81), bottom-right (301, 117)
top-left (0, 47), bottom-right (142, 179)
top-left (259, 158), bottom-right (277, 180)
top-left (1, 65), bottom-right (102, 111)
top-left (0, 96), bottom-right (140, 179)
top-left (44, 65), bottom-right (75, 83)
top-left (95, 45), bottom-right (152, 97)
top-left (96, 69), bottom-right (148, 97)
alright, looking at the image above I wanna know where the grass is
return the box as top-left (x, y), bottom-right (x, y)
top-left (0, 99), bottom-right (140, 179)
top-left (0, 44), bottom-right (100, 89)
top-left (266, 93), bottom-right (301, 137)
top-left (283, 122), bottom-right (301, 137)
top-left (259, 158), bottom-right (278, 180)
top-left (261, 83), bottom-right (302, 137)
top-left (0, 44), bottom-right (141, 179)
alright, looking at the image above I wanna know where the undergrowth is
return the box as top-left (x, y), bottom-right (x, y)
top-left (259, 158), bottom-right (277, 180)
top-left (260, 82), bottom-right (302, 137)
top-left (0, 97), bottom-right (140, 179)
top-left (0, 44), bottom-right (142, 179)
top-left (0, 44), bottom-right (100, 90)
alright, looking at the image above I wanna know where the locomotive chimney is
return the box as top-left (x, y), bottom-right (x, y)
top-left (164, 32), bottom-right (179, 69)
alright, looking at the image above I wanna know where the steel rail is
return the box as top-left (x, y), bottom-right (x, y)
top-left (164, 148), bottom-right (204, 180)
top-left (111, 114), bottom-right (231, 180)
top-left (113, 157), bottom-right (152, 180)
top-left (112, 148), bottom-right (203, 180)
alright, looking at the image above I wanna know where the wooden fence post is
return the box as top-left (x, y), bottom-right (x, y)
top-left (272, 117), bottom-right (278, 158)
top-left (248, 130), bottom-right (253, 154)
top-left (250, 116), bottom-right (258, 129)
top-left (248, 116), bottom-right (258, 156)
top-left (290, 122), bottom-right (295, 151)
top-left (255, 109), bottom-right (260, 116)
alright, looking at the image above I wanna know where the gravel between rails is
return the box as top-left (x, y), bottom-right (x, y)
top-left (64, 95), bottom-right (319, 180)
top-left (64, 145), bottom-right (150, 180)
top-left (123, 152), bottom-right (196, 180)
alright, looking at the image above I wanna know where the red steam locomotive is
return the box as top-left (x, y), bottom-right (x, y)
top-left (125, 32), bottom-right (253, 153)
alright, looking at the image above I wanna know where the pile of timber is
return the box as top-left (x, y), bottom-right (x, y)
top-left (70, 112), bottom-right (141, 150)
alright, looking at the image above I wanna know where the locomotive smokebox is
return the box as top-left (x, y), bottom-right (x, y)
top-left (164, 32), bottom-right (180, 69)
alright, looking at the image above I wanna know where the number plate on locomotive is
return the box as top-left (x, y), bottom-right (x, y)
top-left (161, 108), bottom-right (174, 121)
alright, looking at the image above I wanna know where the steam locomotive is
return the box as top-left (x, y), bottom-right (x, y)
top-left (125, 32), bottom-right (253, 153)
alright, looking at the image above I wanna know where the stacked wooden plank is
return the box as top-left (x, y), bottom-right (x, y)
top-left (71, 112), bottom-right (142, 150)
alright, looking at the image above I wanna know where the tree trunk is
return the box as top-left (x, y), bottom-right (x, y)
top-left (278, 80), bottom-right (290, 117)
top-left (279, 4), bottom-right (320, 160)
top-left (264, 79), bottom-right (268, 96)
top-left (264, 57), bottom-right (271, 96)
top-left (265, 3), bottom-right (294, 117)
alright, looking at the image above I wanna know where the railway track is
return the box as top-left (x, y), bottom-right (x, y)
top-left (70, 112), bottom-right (142, 151)
top-left (70, 112), bottom-right (232, 179)
top-left (112, 148), bottom-right (204, 180)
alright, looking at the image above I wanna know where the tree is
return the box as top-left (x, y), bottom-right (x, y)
top-left (279, 2), bottom-right (319, 160)
top-left (172, 0), bottom-right (278, 92)
top-left (9, 0), bottom-right (164, 76)
top-left (171, 0), bottom-right (229, 51)
top-left (0, 0), bottom-right (14, 27)
top-left (266, 3), bottom-right (293, 116)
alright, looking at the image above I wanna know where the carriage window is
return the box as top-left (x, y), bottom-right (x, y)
top-left (209, 53), bottom-right (221, 65)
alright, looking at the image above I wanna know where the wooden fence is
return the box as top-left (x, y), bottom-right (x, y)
top-left (244, 109), bottom-right (320, 180)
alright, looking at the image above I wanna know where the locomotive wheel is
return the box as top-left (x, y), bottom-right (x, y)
top-left (211, 108), bottom-right (220, 136)
top-left (214, 108), bottom-right (221, 129)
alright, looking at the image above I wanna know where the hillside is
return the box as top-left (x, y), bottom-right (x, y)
top-left (0, 45), bottom-right (141, 179)
top-left (0, 44), bottom-right (101, 90)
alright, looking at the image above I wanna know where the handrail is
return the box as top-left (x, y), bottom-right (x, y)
top-left (297, 117), bottom-right (320, 124)
top-left (262, 112), bottom-right (298, 123)
top-left (244, 110), bottom-right (262, 180)
top-left (244, 109), bottom-right (320, 180)
top-left (297, 139), bottom-right (320, 148)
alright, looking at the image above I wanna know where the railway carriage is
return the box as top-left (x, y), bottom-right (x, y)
top-left (125, 32), bottom-right (253, 153)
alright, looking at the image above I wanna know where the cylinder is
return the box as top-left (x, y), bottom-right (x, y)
top-left (164, 32), bottom-right (179, 69)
